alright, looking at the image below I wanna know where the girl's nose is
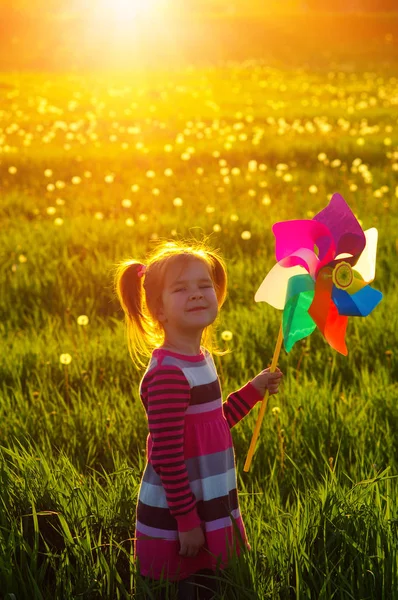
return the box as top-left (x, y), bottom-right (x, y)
top-left (190, 290), bottom-right (203, 300)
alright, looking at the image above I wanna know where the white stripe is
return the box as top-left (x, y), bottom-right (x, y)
top-left (185, 398), bottom-right (221, 414)
top-left (205, 508), bottom-right (241, 532)
top-left (181, 363), bottom-right (217, 387)
top-left (136, 520), bottom-right (178, 540)
top-left (140, 467), bottom-right (237, 509)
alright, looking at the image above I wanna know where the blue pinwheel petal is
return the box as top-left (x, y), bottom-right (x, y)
top-left (332, 285), bottom-right (383, 317)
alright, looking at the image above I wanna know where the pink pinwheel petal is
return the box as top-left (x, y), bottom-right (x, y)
top-left (279, 248), bottom-right (320, 279)
top-left (273, 219), bottom-right (335, 275)
top-left (313, 193), bottom-right (365, 265)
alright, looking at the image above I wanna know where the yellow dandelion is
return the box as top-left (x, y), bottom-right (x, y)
top-left (206, 205), bottom-right (215, 213)
top-left (121, 199), bottom-right (132, 208)
top-left (152, 188), bottom-right (160, 196)
top-left (139, 214), bottom-right (148, 222)
top-left (164, 168), bottom-right (173, 176)
top-left (54, 218), bottom-right (64, 226)
top-left (44, 169), bottom-right (53, 177)
top-left (126, 218), bottom-right (135, 227)
top-left (241, 231), bottom-right (251, 240)
top-left (60, 353), bottom-right (72, 365)
top-left (318, 152), bottom-right (327, 162)
top-left (46, 206), bottom-right (56, 215)
top-left (262, 194), bottom-right (271, 206)
top-left (8, 166), bottom-right (17, 174)
top-left (104, 174), bottom-right (114, 183)
top-left (84, 171), bottom-right (92, 178)
top-left (55, 180), bottom-right (65, 189)
top-left (71, 176), bottom-right (81, 185)
top-left (77, 315), bottom-right (89, 326)
top-left (55, 198), bottom-right (65, 206)
top-left (18, 254), bottom-right (27, 263)
top-left (384, 137), bottom-right (392, 146)
top-left (213, 224), bottom-right (221, 232)
top-left (146, 170), bottom-right (156, 178)
top-left (164, 144), bottom-right (173, 152)
top-left (272, 406), bottom-right (281, 416)
top-left (173, 197), bottom-right (183, 207)
top-left (230, 214), bottom-right (239, 222)
top-left (131, 184), bottom-right (140, 192)
top-left (309, 185), bottom-right (318, 194)
top-left (94, 212), bottom-right (104, 220)
top-left (47, 184), bottom-right (55, 192)
top-left (349, 184), bottom-right (358, 192)
top-left (231, 167), bottom-right (240, 176)
top-left (356, 138), bottom-right (365, 146)
top-left (221, 330), bottom-right (233, 341)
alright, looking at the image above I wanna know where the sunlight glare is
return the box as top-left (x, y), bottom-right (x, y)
top-left (97, 0), bottom-right (162, 21)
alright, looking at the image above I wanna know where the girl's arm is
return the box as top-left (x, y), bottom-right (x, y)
top-left (222, 381), bottom-right (263, 428)
top-left (145, 365), bottom-right (201, 532)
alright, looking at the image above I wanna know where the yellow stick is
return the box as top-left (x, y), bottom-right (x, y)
top-left (243, 322), bottom-right (284, 472)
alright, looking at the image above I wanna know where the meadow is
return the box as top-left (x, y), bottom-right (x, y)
top-left (1, 12), bottom-right (398, 599)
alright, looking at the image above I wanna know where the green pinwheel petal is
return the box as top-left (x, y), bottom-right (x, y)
top-left (283, 274), bottom-right (316, 352)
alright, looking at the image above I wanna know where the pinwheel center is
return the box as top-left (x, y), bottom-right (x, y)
top-left (332, 261), bottom-right (353, 289)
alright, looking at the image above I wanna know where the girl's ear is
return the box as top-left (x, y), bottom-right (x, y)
top-left (156, 299), bottom-right (166, 323)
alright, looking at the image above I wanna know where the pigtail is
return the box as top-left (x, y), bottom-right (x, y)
top-left (114, 260), bottom-right (153, 368)
top-left (206, 250), bottom-right (228, 308)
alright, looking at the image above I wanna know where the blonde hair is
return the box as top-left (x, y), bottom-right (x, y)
top-left (114, 239), bottom-right (228, 368)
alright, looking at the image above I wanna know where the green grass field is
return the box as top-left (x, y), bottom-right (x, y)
top-left (1, 12), bottom-right (398, 599)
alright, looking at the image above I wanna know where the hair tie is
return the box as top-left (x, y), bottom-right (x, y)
top-left (137, 264), bottom-right (147, 278)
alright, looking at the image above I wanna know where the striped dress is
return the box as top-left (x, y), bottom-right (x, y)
top-left (135, 347), bottom-right (262, 581)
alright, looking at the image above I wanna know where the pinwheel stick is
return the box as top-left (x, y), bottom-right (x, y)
top-left (243, 323), bottom-right (284, 472)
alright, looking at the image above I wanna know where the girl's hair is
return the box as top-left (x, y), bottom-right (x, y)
top-left (114, 239), bottom-right (228, 368)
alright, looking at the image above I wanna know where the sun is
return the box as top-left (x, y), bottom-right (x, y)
top-left (97, 0), bottom-right (162, 21)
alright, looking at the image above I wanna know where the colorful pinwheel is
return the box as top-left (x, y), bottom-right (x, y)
top-left (244, 193), bottom-right (383, 472)
top-left (255, 193), bottom-right (383, 355)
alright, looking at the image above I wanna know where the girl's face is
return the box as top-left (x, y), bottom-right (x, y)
top-left (157, 258), bottom-right (219, 335)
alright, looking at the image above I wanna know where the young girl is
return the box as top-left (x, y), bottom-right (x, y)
top-left (114, 241), bottom-right (283, 599)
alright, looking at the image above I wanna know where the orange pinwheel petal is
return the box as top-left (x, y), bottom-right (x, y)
top-left (323, 302), bottom-right (348, 355)
top-left (309, 266), bottom-right (348, 355)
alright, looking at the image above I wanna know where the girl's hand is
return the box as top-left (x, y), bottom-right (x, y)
top-left (178, 526), bottom-right (205, 558)
top-left (250, 367), bottom-right (283, 398)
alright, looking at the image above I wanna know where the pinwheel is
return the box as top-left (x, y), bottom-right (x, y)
top-left (244, 193), bottom-right (383, 471)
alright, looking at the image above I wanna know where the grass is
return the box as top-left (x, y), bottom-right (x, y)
top-left (1, 11), bottom-right (398, 599)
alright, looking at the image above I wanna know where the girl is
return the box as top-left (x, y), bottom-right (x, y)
top-left (114, 240), bottom-right (283, 599)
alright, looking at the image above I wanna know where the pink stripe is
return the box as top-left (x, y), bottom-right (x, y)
top-left (148, 389), bottom-right (190, 397)
top-left (183, 412), bottom-right (233, 459)
top-left (148, 402), bottom-right (187, 411)
top-left (150, 421), bottom-right (184, 428)
top-left (135, 516), bottom-right (248, 580)
top-left (152, 454), bottom-right (183, 471)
